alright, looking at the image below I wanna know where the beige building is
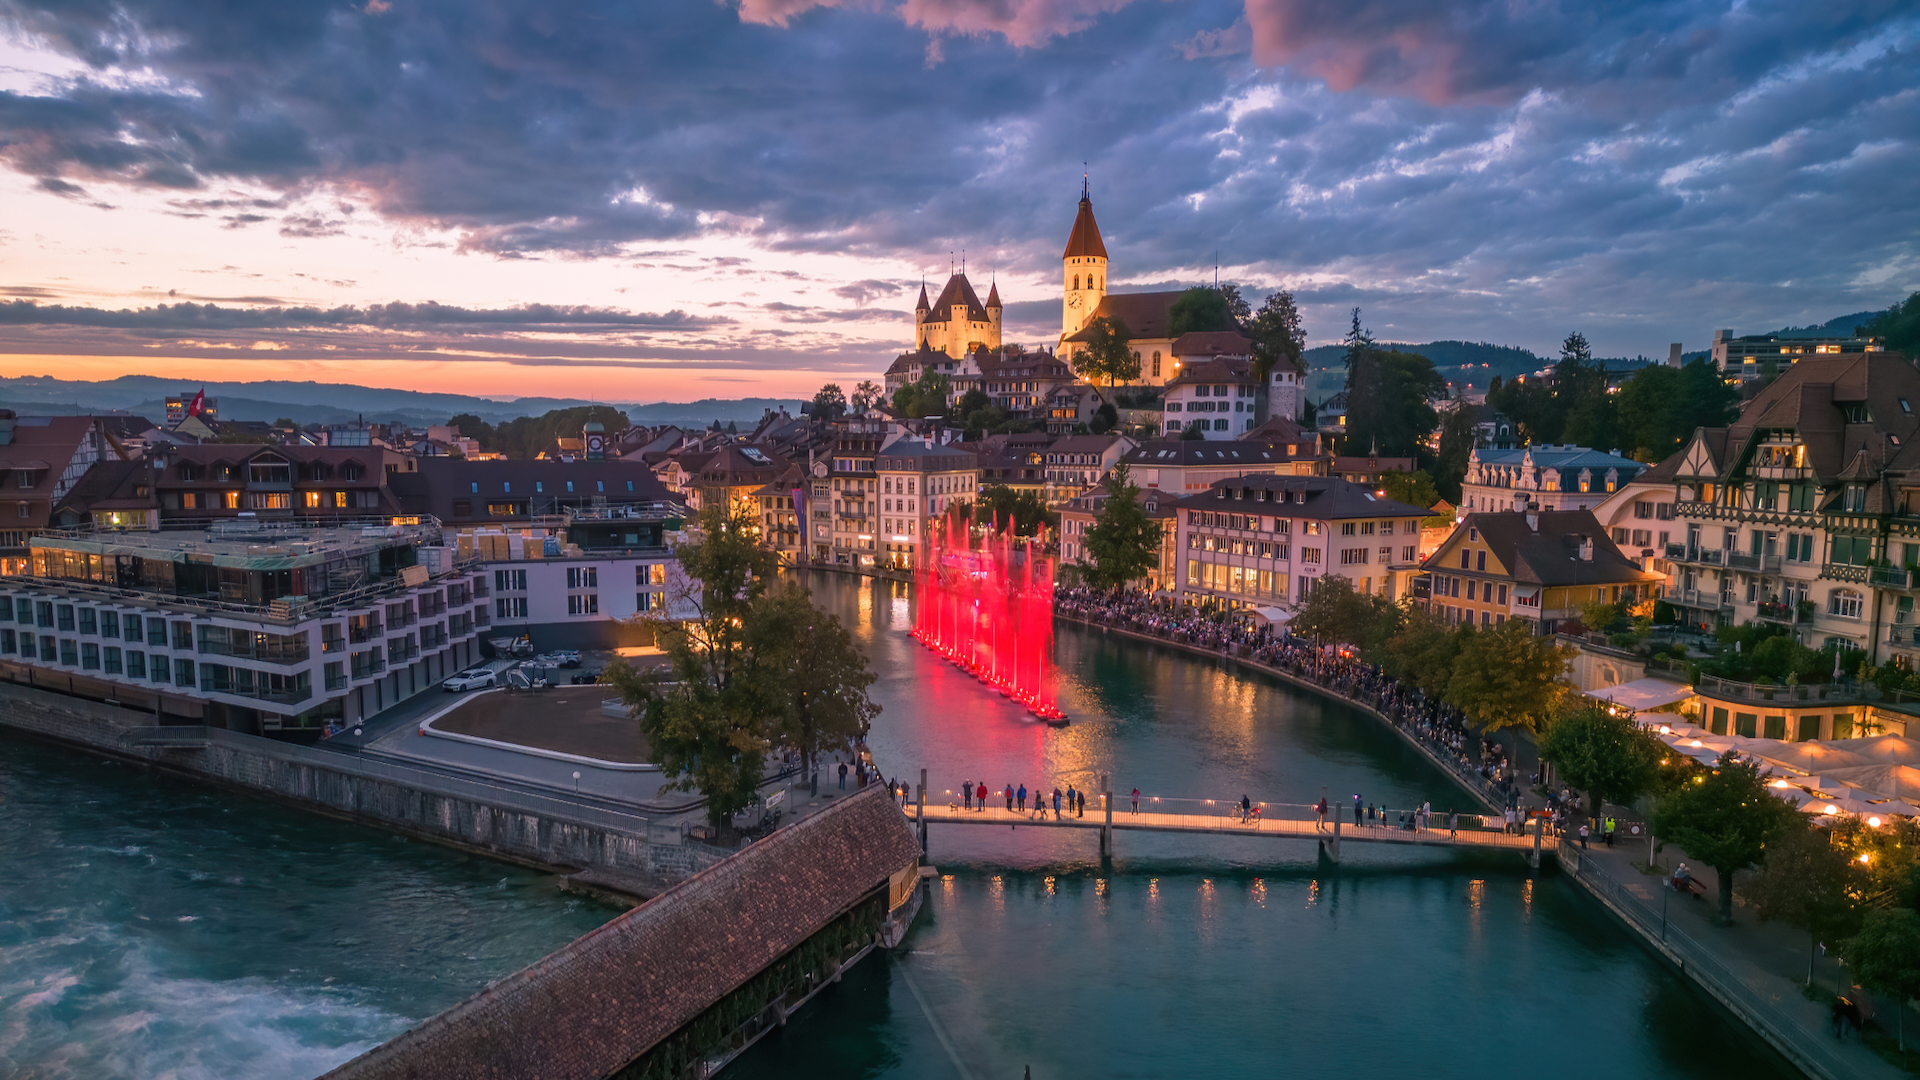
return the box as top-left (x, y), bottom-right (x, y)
top-left (913, 272), bottom-right (1002, 360)
top-left (1175, 475), bottom-right (1429, 609)
top-left (874, 437), bottom-right (978, 570)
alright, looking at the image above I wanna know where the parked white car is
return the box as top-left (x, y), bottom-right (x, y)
top-left (442, 669), bottom-right (497, 692)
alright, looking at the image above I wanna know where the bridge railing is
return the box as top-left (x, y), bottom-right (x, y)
top-left (939, 789), bottom-right (1506, 832)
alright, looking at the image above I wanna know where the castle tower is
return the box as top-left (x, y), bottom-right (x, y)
top-left (986, 281), bottom-right (1003, 345)
top-left (914, 282), bottom-right (931, 349)
top-left (1061, 177), bottom-right (1109, 339)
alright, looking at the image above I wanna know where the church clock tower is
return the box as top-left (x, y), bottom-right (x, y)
top-left (1061, 176), bottom-right (1109, 340)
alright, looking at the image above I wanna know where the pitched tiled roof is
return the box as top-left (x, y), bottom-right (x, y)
top-left (1121, 440), bottom-right (1294, 467)
top-left (1063, 291), bottom-right (1184, 343)
top-left (1443, 509), bottom-right (1663, 587)
top-left (921, 272), bottom-right (990, 324)
top-left (318, 785), bottom-right (921, 1080)
top-left (1179, 474), bottom-right (1431, 521)
top-left (985, 281), bottom-right (1001, 309)
top-left (1170, 330), bottom-right (1252, 358)
top-left (1165, 356), bottom-right (1255, 389)
top-left (1062, 194), bottom-right (1108, 260)
top-left (1722, 353), bottom-right (1920, 482)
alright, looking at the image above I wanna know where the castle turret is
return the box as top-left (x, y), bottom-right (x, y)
top-left (986, 280), bottom-right (1002, 341)
top-left (914, 282), bottom-right (930, 344)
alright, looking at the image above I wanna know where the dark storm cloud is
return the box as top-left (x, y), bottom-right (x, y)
top-left (0, 0), bottom-right (1914, 354)
top-left (0, 299), bottom-right (726, 331)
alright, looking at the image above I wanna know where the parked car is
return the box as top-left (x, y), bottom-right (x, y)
top-left (554, 650), bottom-right (582, 668)
top-left (442, 669), bottom-right (497, 692)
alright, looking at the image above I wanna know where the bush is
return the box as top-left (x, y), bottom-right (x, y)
top-left (1608, 632), bottom-right (1637, 649)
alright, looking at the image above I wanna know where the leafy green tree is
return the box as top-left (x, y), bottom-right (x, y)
top-left (1090, 400), bottom-right (1119, 434)
top-left (447, 412), bottom-right (495, 448)
top-left (810, 383), bottom-right (847, 421)
top-left (850, 380), bottom-right (883, 413)
top-left (1863, 291), bottom-right (1920, 358)
top-left (1539, 702), bottom-right (1666, 828)
top-left (1446, 619), bottom-right (1573, 736)
top-left (606, 503), bottom-right (784, 831)
top-left (1841, 909), bottom-right (1920, 1052)
top-left (1376, 469), bottom-right (1441, 511)
top-left (1080, 462), bottom-right (1161, 591)
top-left (968, 484), bottom-right (1055, 537)
top-left (1384, 608), bottom-right (1463, 698)
top-left (1289, 576), bottom-right (1402, 662)
top-left (1220, 284), bottom-right (1253, 325)
top-left (489, 405), bottom-right (629, 459)
top-left (1746, 821), bottom-right (1866, 986)
top-left (1180, 421), bottom-right (1208, 440)
top-left (1245, 289), bottom-right (1306, 382)
top-left (1433, 403), bottom-right (1479, 501)
top-left (1167, 286), bottom-right (1236, 338)
top-left (891, 372), bottom-right (951, 419)
top-left (1070, 316), bottom-right (1139, 402)
top-left (1652, 752), bottom-right (1806, 925)
top-left (758, 582), bottom-right (880, 779)
top-left (1340, 310), bottom-right (1445, 456)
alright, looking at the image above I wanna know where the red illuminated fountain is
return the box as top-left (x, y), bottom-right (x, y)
top-left (909, 514), bottom-right (1067, 725)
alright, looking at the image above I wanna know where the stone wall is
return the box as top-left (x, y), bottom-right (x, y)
top-left (0, 682), bottom-right (723, 881)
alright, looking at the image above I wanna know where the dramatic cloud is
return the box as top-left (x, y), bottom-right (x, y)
top-left (0, 0), bottom-right (1912, 373)
top-left (0, 299), bottom-right (725, 331)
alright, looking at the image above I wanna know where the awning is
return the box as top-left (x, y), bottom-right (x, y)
top-left (1586, 678), bottom-right (1694, 712)
top-left (1245, 606), bottom-right (1292, 626)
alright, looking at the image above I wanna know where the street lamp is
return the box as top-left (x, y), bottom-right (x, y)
top-left (353, 725), bottom-right (364, 762)
top-left (573, 770), bottom-right (582, 793)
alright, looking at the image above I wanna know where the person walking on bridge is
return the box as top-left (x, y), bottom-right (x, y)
top-left (977, 782), bottom-right (988, 811)
top-left (1448, 811), bottom-right (1458, 839)
top-left (1076, 789), bottom-right (1086, 817)
top-left (962, 780), bottom-right (972, 811)
top-left (1053, 788), bottom-right (1063, 818)
top-left (1005, 784), bottom-right (1014, 812)
top-left (1131, 788), bottom-right (1141, 814)
top-left (1314, 797), bottom-right (1328, 832)
top-left (1353, 794), bottom-right (1363, 828)
top-left (1240, 794), bottom-right (1252, 823)
top-left (1017, 784), bottom-right (1028, 812)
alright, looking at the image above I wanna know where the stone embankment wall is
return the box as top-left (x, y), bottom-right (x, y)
top-left (0, 683), bottom-right (722, 881)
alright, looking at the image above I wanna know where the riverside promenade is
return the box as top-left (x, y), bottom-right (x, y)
top-left (1055, 605), bottom-right (1899, 1080)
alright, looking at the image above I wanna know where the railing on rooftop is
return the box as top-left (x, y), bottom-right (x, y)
top-left (562, 501), bottom-right (689, 522)
top-left (1692, 675), bottom-right (1860, 704)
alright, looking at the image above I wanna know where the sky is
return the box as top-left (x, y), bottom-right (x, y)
top-left (0, 0), bottom-right (1915, 403)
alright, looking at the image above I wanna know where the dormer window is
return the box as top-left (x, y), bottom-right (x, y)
top-left (1846, 486), bottom-right (1866, 513)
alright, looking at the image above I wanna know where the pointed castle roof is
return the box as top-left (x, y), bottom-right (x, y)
top-left (922, 271), bottom-right (990, 325)
top-left (915, 282), bottom-right (930, 311)
top-left (1062, 193), bottom-right (1108, 261)
top-left (985, 281), bottom-right (1001, 309)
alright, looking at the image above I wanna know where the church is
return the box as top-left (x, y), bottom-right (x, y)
top-left (884, 180), bottom-right (1303, 423)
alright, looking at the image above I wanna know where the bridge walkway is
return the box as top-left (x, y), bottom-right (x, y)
top-left (904, 802), bottom-right (1542, 856)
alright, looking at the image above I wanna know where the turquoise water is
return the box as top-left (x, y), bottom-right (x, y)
top-left (1, 570), bottom-right (1798, 1079)
top-left (724, 573), bottom-right (1796, 1079)
top-left (0, 741), bottom-right (611, 1079)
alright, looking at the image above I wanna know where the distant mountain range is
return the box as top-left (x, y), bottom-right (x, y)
top-left (0, 375), bottom-right (801, 428)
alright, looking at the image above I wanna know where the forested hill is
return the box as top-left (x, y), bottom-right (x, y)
top-left (1301, 340), bottom-right (1545, 399)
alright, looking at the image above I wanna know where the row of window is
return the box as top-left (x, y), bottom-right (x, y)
top-left (165, 490), bottom-right (377, 511)
top-left (1431, 576), bottom-right (1512, 606)
top-left (465, 479), bottom-right (640, 494)
top-left (493, 565), bottom-right (668, 592)
top-left (1165, 400), bottom-right (1251, 413)
top-left (1, 600), bottom-right (188, 647)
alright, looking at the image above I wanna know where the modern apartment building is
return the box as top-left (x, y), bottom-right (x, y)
top-left (1174, 475), bottom-right (1429, 609)
top-left (0, 518), bottom-right (487, 735)
top-left (1713, 328), bottom-right (1884, 381)
top-left (470, 502), bottom-right (687, 649)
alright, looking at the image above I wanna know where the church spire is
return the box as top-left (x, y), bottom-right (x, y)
top-left (1062, 186), bottom-right (1108, 260)
top-left (985, 280), bottom-right (1001, 309)
top-left (916, 280), bottom-right (930, 311)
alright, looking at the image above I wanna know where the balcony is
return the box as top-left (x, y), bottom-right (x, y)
top-left (1822, 563), bottom-right (1870, 584)
top-left (1670, 588), bottom-right (1733, 613)
top-left (347, 621), bottom-right (384, 645)
top-left (1663, 544), bottom-right (1725, 567)
top-left (1755, 599), bottom-right (1812, 625)
top-left (1891, 624), bottom-right (1920, 649)
top-left (1726, 552), bottom-right (1782, 574)
top-left (1694, 675), bottom-right (1860, 705)
top-left (1870, 566), bottom-right (1917, 590)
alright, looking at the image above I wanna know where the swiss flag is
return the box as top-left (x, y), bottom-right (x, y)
top-left (187, 388), bottom-right (205, 416)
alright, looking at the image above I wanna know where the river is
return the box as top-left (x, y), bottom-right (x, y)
top-left (0, 569), bottom-right (1798, 1079)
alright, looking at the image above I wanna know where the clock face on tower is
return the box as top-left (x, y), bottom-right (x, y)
top-left (586, 434), bottom-right (604, 453)
top-left (1067, 293), bottom-right (1083, 309)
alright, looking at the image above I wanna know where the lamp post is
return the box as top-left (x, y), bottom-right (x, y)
top-left (572, 770), bottom-right (582, 794)
top-left (353, 725), bottom-right (364, 763)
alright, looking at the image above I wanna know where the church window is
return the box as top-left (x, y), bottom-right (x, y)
top-left (1072, 275), bottom-right (1079, 290)
top-left (1152, 351), bottom-right (1161, 377)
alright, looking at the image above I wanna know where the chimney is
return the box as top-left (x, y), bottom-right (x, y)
top-left (1668, 343), bottom-right (1683, 367)
top-left (1579, 535), bottom-right (1594, 561)
top-left (1526, 510), bottom-right (1539, 532)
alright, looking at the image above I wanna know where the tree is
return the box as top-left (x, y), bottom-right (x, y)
top-left (1864, 291), bottom-right (1920, 359)
top-left (1179, 421), bottom-right (1208, 440)
top-left (1445, 619), bottom-right (1573, 736)
top-left (447, 413), bottom-right (495, 448)
top-left (810, 383), bottom-right (847, 421)
top-left (1340, 309), bottom-right (1444, 457)
top-left (1376, 469), bottom-right (1441, 511)
top-left (1245, 289), bottom-right (1306, 382)
top-left (1070, 316), bottom-right (1138, 402)
top-left (850, 380), bottom-right (883, 413)
top-left (1651, 752), bottom-right (1806, 925)
top-left (271, 417), bottom-right (297, 430)
top-left (1433, 403), bottom-right (1479, 501)
top-left (1167, 286), bottom-right (1236, 338)
top-left (1538, 702), bottom-right (1666, 829)
top-left (1289, 577), bottom-right (1402, 662)
top-left (1220, 284), bottom-right (1253, 326)
top-left (605, 503), bottom-right (785, 831)
top-left (1080, 462), bottom-right (1161, 591)
top-left (970, 484), bottom-right (1055, 537)
top-left (1383, 608), bottom-right (1463, 698)
top-left (488, 405), bottom-right (628, 459)
top-left (758, 582), bottom-right (879, 780)
top-left (1841, 909), bottom-right (1920, 1052)
top-left (891, 372), bottom-right (950, 419)
top-left (1746, 821), bottom-right (1866, 986)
